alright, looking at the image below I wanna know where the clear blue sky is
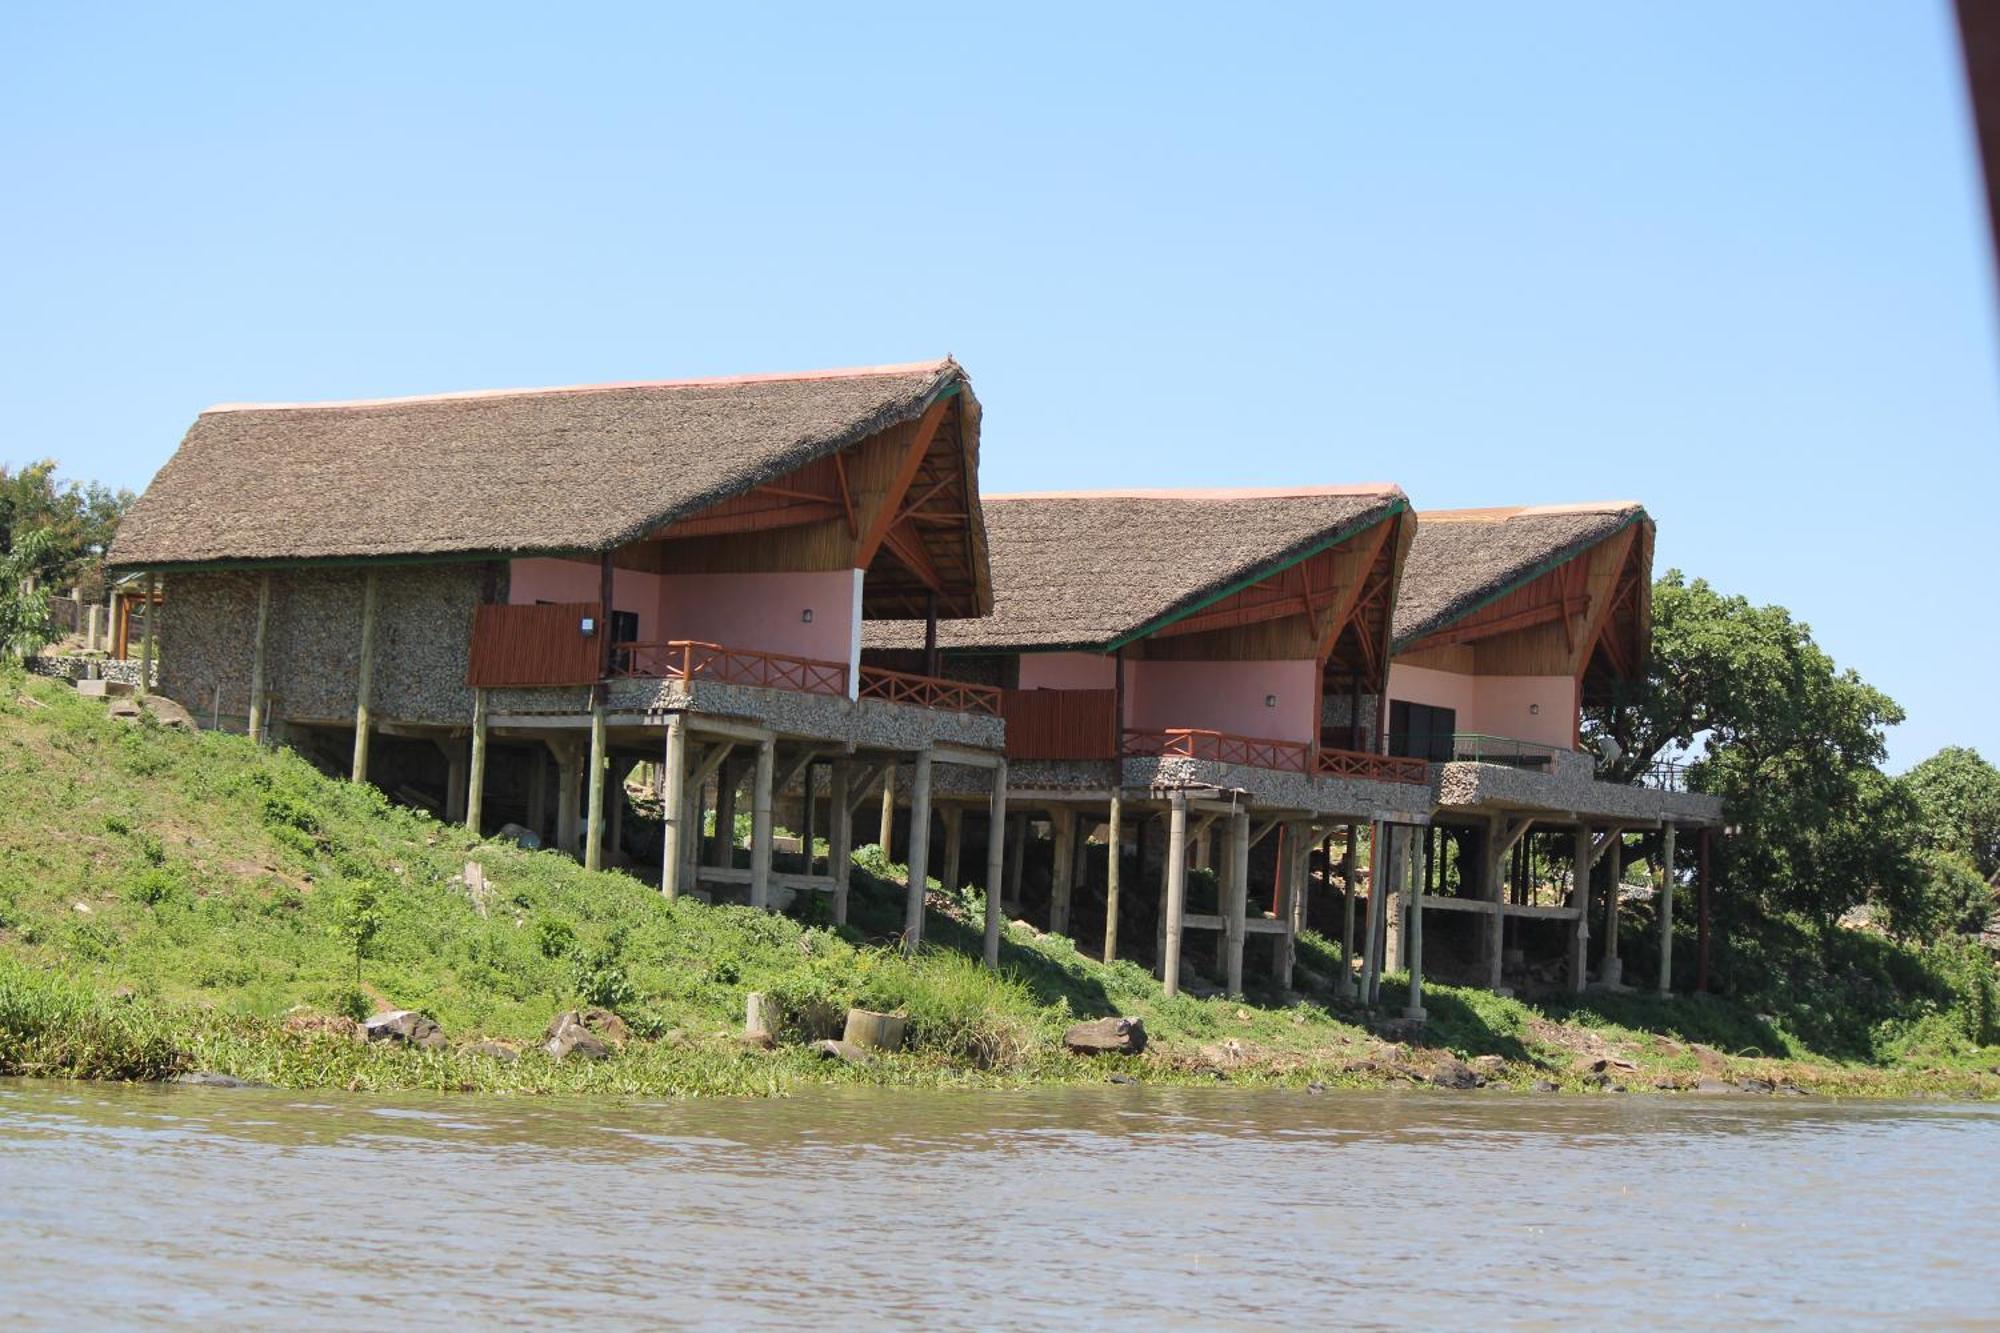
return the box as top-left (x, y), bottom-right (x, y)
top-left (5, 4), bottom-right (1995, 769)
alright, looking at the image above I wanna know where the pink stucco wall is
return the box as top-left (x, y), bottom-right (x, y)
top-left (1018, 652), bottom-right (1117, 690)
top-left (510, 558), bottom-right (861, 676)
top-left (1388, 663), bottom-right (1577, 749)
top-left (1124, 658), bottom-right (1321, 744)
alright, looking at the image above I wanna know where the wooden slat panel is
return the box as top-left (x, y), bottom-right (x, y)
top-left (468, 602), bottom-right (602, 687)
top-left (1001, 689), bottom-right (1118, 760)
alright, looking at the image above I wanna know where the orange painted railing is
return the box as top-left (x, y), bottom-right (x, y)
top-left (1122, 727), bottom-right (1313, 773)
top-left (1315, 747), bottom-right (1431, 786)
top-left (614, 641), bottom-right (848, 697)
top-left (857, 666), bottom-right (1003, 717)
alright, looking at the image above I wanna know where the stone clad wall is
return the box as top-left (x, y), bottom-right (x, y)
top-left (158, 564), bottom-right (485, 729)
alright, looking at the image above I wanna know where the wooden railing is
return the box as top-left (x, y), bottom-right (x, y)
top-left (1316, 747), bottom-right (1431, 786)
top-left (1122, 727), bottom-right (1313, 773)
top-left (857, 666), bottom-right (1003, 716)
top-left (614, 641), bottom-right (849, 697)
top-left (1001, 688), bottom-right (1118, 759)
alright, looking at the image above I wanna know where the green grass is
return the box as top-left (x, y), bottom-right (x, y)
top-left (0, 668), bottom-right (1995, 1100)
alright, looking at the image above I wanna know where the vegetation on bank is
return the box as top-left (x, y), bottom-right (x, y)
top-left (1, 671), bottom-right (1996, 1100)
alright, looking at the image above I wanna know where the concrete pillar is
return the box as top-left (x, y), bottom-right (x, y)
top-left (878, 764), bottom-right (896, 854)
top-left (1103, 794), bottom-right (1124, 964)
top-left (527, 751), bottom-right (548, 840)
top-left (711, 761), bottom-right (739, 867)
top-left (443, 740), bottom-right (470, 825)
top-left (107, 590), bottom-right (123, 658)
top-left (1485, 816), bottom-right (1506, 992)
top-left (1224, 808), bottom-right (1250, 997)
top-left (554, 744), bottom-right (582, 855)
top-left (1657, 823), bottom-right (1678, 994)
top-left (466, 689), bottom-right (488, 836)
top-left (1570, 827), bottom-right (1592, 993)
top-left (247, 573), bottom-right (272, 744)
top-left (830, 762), bottom-right (853, 923)
top-left (982, 762), bottom-right (1009, 967)
top-left (1049, 808), bottom-right (1077, 936)
top-left (1161, 791), bottom-right (1190, 997)
top-left (1338, 824), bottom-right (1359, 999)
top-left (750, 738), bottom-right (775, 909)
top-left (351, 571), bottom-right (378, 783)
top-left (1383, 826), bottom-right (1406, 973)
top-left (583, 706), bottom-right (608, 871)
top-left (1005, 812), bottom-right (1026, 914)
top-left (681, 757), bottom-right (704, 897)
top-left (941, 804), bottom-right (964, 895)
top-left (1601, 831), bottom-right (1624, 986)
top-left (1361, 822), bottom-right (1387, 1006)
top-left (1405, 835), bottom-right (1429, 1022)
top-left (606, 760), bottom-right (628, 864)
top-left (902, 749), bottom-right (934, 949)
top-left (660, 714), bottom-right (687, 898)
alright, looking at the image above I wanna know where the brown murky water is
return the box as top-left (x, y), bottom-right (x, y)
top-left (1, 1080), bottom-right (1994, 1327)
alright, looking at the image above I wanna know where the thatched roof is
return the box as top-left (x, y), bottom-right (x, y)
top-left (869, 486), bottom-right (1407, 653)
top-left (109, 359), bottom-right (972, 570)
top-left (1392, 502), bottom-right (1647, 649)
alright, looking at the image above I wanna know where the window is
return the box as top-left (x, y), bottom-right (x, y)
top-left (1389, 700), bottom-right (1456, 762)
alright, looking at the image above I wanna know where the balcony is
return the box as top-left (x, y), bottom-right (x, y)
top-left (1121, 727), bottom-right (1431, 786)
top-left (614, 640), bottom-right (848, 696)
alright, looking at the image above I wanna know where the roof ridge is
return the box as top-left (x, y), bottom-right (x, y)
top-left (986, 484), bottom-right (1402, 502)
top-left (1420, 500), bottom-right (1644, 522)
top-left (200, 358), bottom-right (955, 415)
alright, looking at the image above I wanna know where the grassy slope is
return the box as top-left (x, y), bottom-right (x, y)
top-left (1, 669), bottom-right (1995, 1099)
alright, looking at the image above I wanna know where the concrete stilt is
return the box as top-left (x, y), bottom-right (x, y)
top-left (1103, 794), bottom-right (1124, 964)
top-left (902, 749), bottom-right (934, 949)
top-left (554, 744), bottom-right (582, 855)
top-left (750, 738), bottom-right (775, 909)
top-left (878, 765), bottom-right (896, 854)
top-left (1601, 831), bottom-right (1624, 986)
top-left (982, 762), bottom-right (1009, 967)
top-left (660, 713), bottom-right (687, 898)
top-left (442, 740), bottom-right (470, 825)
top-left (1361, 822), bottom-right (1387, 1006)
top-left (1161, 791), bottom-right (1190, 998)
top-left (583, 706), bottom-right (608, 871)
top-left (1570, 826), bottom-right (1592, 992)
top-left (351, 570), bottom-right (378, 783)
top-left (466, 689), bottom-right (488, 836)
top-left (1337, 824), bottom-right (1359, 999)
top-left (711, 761), bottom-right (739, 866)
top-left (606, 760), bottom-right (629, 864)
top-left (1485, 816), bottom-right (1507, 991)
top-left (1005, 813), bottom-right (1026, 914)
top-left (829, 762), bottom-right (853, 924)
top-left (247, 573), bottom-right (272, 744)
top-left (1383, 826), bottom-right (1406, 973)
top-left (941, 805), bottom-right (964, 896)
top-left (1049, 808), bottom-right (1077, 936)
top-left (1224, 809), bottom-right (1249, 997)
top-left (1657, 823), bottom-right (1678, 994)
top-left (1405, 836), bottom-right (1428, 1022)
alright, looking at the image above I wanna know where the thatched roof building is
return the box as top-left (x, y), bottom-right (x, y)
top-left (869, 486), bottom-right (1407, 653)
top-left (1392, 503), bottom-right (1648, 650)
top-left (108, 359), bottom-right (987, 615)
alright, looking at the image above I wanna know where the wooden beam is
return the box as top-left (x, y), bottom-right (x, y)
top-left (855, 394), bottom-right (952, 567)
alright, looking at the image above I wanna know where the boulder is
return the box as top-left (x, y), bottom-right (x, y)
top-left (363, 1010), bottom-right (448, 1051)
top-left (1531, 1079), bottom-right (1561, 1093)
top-left (460, 1040), bottom-right (521, 1063)
top-left (1063, 1016), bottom-right (1147, 1056)
top-left (1694, 1077), bottom-right (1735, 1094)
top-left (575, 1007), bottom-right (630, 1049)
top-left (543, 1010), bottom-right (615, 1061)
top-left (495, 823), bottom-right (542, 850)
top-left (1428, 1057), bottom-right (1484, 1090)
top-left (74, 678), bottom-right (134, 699)
top-left (811, 1038), bottom-right (873, 1064)
top-left (841, 1008), bottom-right (908, 1053)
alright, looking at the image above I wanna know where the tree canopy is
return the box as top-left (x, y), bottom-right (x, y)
top-left (0, 460), bottom-right (134, 600)
top-left (1902, 746), bottom-right (2000, 882)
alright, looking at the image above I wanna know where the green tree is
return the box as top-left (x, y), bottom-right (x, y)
top-left (1902, 746), bottom-right (2000, 881)
top-left (1585, 572), bottom-right (1918, 930)
top-left (0, 528), bottom-right (58, 660)
top-left (0, 460), bottom-right (135, 599)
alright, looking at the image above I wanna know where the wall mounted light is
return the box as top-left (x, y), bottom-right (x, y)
top-left (1265, 694), bottom-right (1278, 708)
top-left (1529, 703), bottom-right (1540, 715)
top-left (801, 609), bottom-right (814, 624)
top-left (579, 616), bottom-right (597, 636)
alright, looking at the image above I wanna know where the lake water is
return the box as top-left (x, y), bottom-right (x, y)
top-left (1, 1080), bottom-right (1994, 1328)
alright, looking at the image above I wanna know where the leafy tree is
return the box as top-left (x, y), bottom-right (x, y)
top-left (0, 528), bottom-right (58, 660)
top-left (1902, 746), bottom-right (2000, 881)
top-left (0, 460), bottom-right (135, 599)
top-left (1879, 849), bottom-right (1995, 942)
top-left (1585, 572), bottom-right (1918, 930)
